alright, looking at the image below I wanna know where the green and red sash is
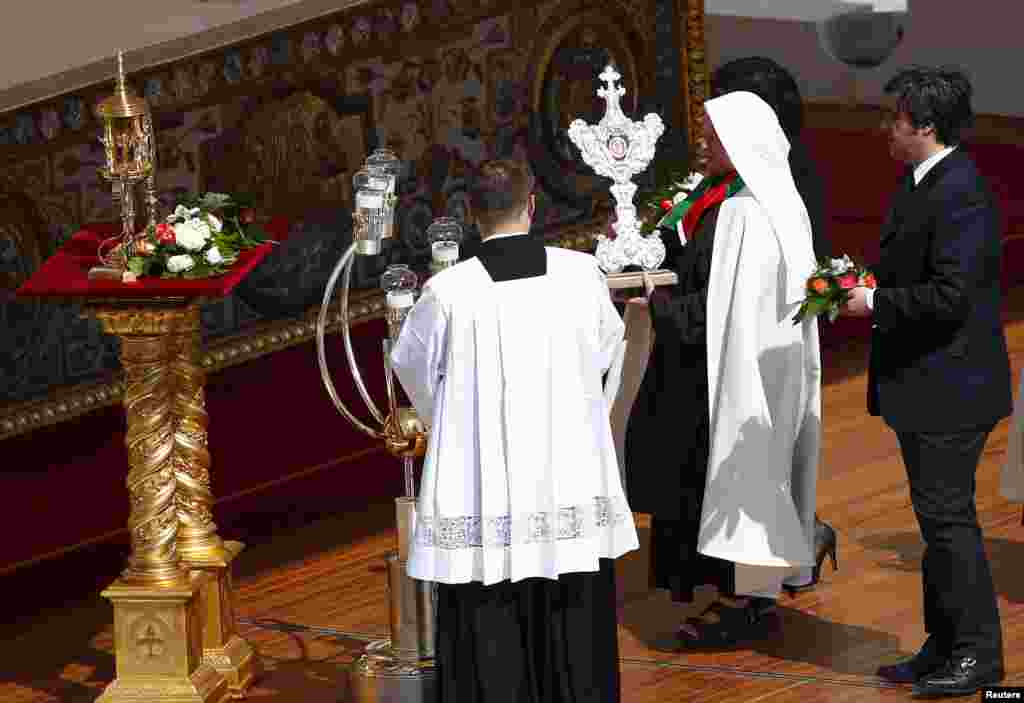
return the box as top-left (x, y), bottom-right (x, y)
top-left (657, 171), bottom-right (745, 238)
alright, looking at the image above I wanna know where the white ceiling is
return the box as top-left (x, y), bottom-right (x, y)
top-left (0, 0), bottom-right (356, 112)
top-left (707, 0), bottom-right (907, 22)
top-left (0, 1), bottom-right (309, 90)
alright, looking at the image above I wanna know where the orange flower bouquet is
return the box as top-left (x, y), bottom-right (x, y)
top-left (792, 255), bottom-right (876, 324)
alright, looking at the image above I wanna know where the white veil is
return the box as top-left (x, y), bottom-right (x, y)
top-left (705, 91), bottom-right (816, 306)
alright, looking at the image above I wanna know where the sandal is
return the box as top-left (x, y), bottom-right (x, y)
top-left (677, 596), bottom-right (777, 646)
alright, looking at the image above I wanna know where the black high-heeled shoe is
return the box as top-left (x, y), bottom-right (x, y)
top-left (783, 514), bottom-right (838, 595)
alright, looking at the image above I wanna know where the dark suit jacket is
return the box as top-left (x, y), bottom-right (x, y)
top-left (790, 138), bottom-right (832, 261)
top-left (868, 148), bottom-right (1012, 431)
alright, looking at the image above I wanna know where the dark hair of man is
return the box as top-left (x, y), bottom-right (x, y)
top-left (883, 67), bottom-right (974, 146)
top-left (468, 159), bottom-right (534, 233)
top-left (711, 56), bottom-right (804, 139)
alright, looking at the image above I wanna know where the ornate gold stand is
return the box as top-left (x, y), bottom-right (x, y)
top-left (91, 303), bottom-right (228, 703)
top-left (168, 303), bottom-right (259, 697)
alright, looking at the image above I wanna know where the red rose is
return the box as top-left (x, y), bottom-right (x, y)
top-left (837, 272), bottom-right (858, 290)
top-left (155, 223), bottom-right (176, 245)
top-left (808, 277), bottom-right (829, 295)
top-left (660, 199), bottom-right (673, 211)
top-left (240, 208), bottom-right (256, 224)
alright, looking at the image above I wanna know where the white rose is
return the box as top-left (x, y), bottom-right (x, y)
top-left (168, 204), bottom-right (200, 223)
top-left (173, 221), bottom-right (209, 251)
top-left (188, 217), bottom-right (212, 238)
top-left (829, 257), bottom-right (849, 274)
top-left (673, 192), bottom-right (687, 205)
top-left (166, 254), bottom-right (195, 273)
top-left (205, 246), bottom-right (224, 265)
top-left (206, 214), bottom-right (222, 233)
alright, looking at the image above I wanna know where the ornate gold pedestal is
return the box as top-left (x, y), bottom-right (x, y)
top-left (90, 302), bottom-right (227, 703)
top-left (98, 573), bottom-right (229, 703)
top-left (169, 305), bottom-right (258, 697)
top-left (89, 301), bottom-right (256, 702)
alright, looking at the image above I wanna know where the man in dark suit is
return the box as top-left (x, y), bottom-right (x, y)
top-left (843, 67), bottom-right (1011, 697)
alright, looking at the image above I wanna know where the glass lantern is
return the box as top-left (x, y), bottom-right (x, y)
top-left (91, 51), bottom-right (158, 278)
top-left (352, 169), bottom-right (390, 255)
top-left (427, 217), bottom-right (463, 274)
top-left (381, 264), bottom-right (419, 339)
top-left (365, 147), bottom-right (401, 240)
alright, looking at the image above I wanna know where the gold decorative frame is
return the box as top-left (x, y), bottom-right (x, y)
top-left (676, 0), bottom-right (708, 167)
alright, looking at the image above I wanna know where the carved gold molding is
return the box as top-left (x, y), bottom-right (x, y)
top-left (677, 0), bottom-right (708, 168)
top-left (0, 231), bottom-right (600, 442)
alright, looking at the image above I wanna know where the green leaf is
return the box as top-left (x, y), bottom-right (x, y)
top-left (243, 223), bottom-right (268, 244)
top-left (799, 297), bottom-right (830, 321)
top-left (126, 257), bottom-right (146, 275)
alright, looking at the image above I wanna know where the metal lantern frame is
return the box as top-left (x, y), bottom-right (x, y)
top-left (94, 51), bottom-right (159, 273)
top-left (316, 150), bottom-right (436, 703)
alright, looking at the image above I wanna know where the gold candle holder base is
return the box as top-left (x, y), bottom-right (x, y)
top-left (348, 640), bottom-right (436, 703)
top-left (98, 571), bottom-right (229, 703)
top-left (346, 500), bottom-right (437, 703)
top-left (186, 541), bottom-right (259, 698)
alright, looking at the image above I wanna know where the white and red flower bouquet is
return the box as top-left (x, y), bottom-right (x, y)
top-left (793, 255), bottom-right (877, 324)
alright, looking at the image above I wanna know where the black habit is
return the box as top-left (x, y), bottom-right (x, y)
top-left (623, 205), bottom-right (735, 603)
top-left (432, 233), bottom-right (621, 703)
top-left (868, 148), bottom-right (1011, 664)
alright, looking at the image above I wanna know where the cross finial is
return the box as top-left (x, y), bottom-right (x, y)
top-left (599, 64), bottom-right (621, 91)
top-left (596, 63), bottom-right (626, 124)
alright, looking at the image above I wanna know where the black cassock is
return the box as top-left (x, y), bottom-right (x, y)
top-left (433, 233), bottom-right (620, 703)
top-left (623, 205), bottom-right (736, 604)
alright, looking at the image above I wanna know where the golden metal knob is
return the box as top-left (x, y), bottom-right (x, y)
top-left (384, 407), bottom-right (427, 458)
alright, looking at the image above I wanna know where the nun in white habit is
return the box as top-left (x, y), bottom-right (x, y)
top-left (701, 89), bottom-right (822, 591)
top-left (630, 91), bottom-right (822, 644)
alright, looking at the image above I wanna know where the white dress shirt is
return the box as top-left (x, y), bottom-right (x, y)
top-left (865, 146), bottom-right (956, 310)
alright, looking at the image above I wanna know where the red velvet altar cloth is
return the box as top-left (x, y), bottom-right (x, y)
top-left (15, 222), bottom-right (284, 299)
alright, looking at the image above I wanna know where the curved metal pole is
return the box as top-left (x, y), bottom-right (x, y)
top-left (341, 247), bottom-right (385, 426)
top-left (316, 243), bottom-right (383, 440)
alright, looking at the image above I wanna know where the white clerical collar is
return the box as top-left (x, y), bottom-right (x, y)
top-left (483, 230), bottom-right (530, 241)
top-left (913, 146), bottom-right (956, 185)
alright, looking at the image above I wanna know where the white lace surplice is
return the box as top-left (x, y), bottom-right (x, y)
top-left (390, 248), bottom-right (637, 585)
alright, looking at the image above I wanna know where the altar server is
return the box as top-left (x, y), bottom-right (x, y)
top-left (625, 91), bottom-right (821, 645)
top-left (390, 158), bottom-right (636, 703)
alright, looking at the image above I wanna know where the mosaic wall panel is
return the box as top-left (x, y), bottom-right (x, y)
top-left (0, 0), bottom-right (703, 406)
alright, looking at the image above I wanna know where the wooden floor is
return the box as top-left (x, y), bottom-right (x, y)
top-left (6, 290), bottom-right (1024, 702)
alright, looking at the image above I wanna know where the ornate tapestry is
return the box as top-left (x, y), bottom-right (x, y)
top-left (0, 0), bottom-right (707, 433)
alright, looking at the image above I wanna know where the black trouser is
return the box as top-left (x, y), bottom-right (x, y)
top-left (894, 425), bottom-right (1003, 664)
top-left (433, 559), bottom-right (620, 703)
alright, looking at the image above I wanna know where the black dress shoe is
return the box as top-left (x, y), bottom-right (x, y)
top-left (876, 637), bottom-right (947, 683)
top-left (911, 656), bottom-right (1004, 698)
